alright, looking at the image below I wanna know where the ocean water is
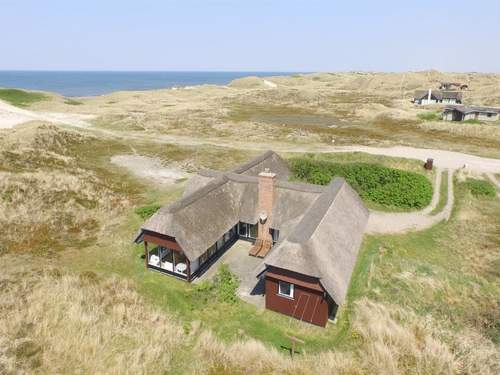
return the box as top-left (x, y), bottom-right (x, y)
top-left (0, 71), bottom-right (295, 97)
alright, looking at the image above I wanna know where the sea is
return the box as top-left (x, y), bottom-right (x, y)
top-left (0, 71), bottom-right (296, 97)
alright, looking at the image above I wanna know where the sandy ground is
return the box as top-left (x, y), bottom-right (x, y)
top-left (110, 154), bottom-right (187, 185)
top-left (0, 99), bottom-right (94, 129)
top-left (367, 169), bottom-right (455, 234)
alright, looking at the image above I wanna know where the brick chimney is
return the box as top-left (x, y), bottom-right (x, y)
top-left (257, 168), bottom-right (276, 242)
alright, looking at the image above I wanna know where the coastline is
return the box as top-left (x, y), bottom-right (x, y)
top-left (0, 71), bottom-right (300, 97)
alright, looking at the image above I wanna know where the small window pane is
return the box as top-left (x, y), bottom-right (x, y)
top-left (278, 281), bottom-right (294, 298)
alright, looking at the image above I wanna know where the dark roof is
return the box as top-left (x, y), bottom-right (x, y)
top-left (444, 105), bottom-right (500, 114)
top-left (414, 90), bottom-right (463, 100)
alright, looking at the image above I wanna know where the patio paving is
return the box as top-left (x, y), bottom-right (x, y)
top-left (195, 240), bottom-right (265, 308)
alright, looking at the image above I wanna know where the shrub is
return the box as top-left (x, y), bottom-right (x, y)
top-left (465, 178), bottom-right (496, 197)
top-left (193, 265), bottom-right (240, 304)
top-left (417, 111), bottom-right (441, 121)
top-left (134, 203), bottom-right (161, 219)
top-left (289, 158), bottom-right (433, 209)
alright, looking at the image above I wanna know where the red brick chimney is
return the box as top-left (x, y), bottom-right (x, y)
top-left (257, 168), bottom-right (276, 243)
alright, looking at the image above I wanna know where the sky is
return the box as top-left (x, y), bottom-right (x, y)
top-left (1, 0), bottom-right (499, 72)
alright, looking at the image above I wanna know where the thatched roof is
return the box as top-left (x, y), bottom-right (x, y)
top-left (260, 178), bottom-right (369, 305)
top-left (444, 105), bottom-right (500, 114)
top-left (414, 90), bottom-right (463, 100)
top-left (135, 151), bottom-right (369, 305)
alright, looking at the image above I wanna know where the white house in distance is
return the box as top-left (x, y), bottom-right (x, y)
top-left (414, 89), bottom-right (462, 105)
top-left (442, 105), bottom-right (500, 122)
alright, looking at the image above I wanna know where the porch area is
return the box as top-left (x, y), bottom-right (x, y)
top-left (195, 240), bottom-right (266, 308)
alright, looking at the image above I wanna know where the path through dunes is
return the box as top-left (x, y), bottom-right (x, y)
top-left (367, 169), bottom-right (455, 234)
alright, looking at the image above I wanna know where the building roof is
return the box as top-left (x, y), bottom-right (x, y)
top-left (259, 178), bottom-right (369, 305)
top-left (414, 90), bottom-right (463, 101)
top-left (135, 151), bottom-right (369, 306)
top-left (444, 105), bottom-right (500, 114)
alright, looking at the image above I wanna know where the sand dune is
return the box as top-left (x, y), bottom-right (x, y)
top-left (0, 99), bottom-right (95, 129)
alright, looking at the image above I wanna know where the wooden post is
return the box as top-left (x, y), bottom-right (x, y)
top-left (144, 241), bottom-right (149, 268)
top-left (285, 335), bottom-right (305, 359)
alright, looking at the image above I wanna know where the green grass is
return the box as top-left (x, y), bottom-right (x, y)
top-left (64, 98), bottom-right (83, 105)
top-left (0, 88), bottom-right (48, 107)
top-left (463, 119), bottom-right (482, 125)
top-left (465, 178), bottom-right (496, 197)
top-left (430, 170), bottom-right (448, 215)
top-left (134, 203), bottom-right (161, 219)
top-left (417, 111), bottom-right (442, 121)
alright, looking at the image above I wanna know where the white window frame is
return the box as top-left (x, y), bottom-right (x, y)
top-left (278, 281), bottom-right (294, 299)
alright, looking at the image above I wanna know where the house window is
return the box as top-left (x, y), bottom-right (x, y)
top-left (278, 281), bottom-right (294, 299)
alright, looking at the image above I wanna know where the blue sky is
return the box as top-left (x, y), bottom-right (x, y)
top-left (1, 0), bottom-right (499, 72)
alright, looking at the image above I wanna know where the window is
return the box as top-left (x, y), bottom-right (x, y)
top-left (208, 244), bottom-right (217, 258)
top-left (249, 223), bottom-right (258, 239)
top-left (278, 281), bottom-right (294, 298)
top-left (238, 222), bottom-right (248, 237)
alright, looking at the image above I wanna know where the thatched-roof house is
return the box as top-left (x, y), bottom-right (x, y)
top-left (134, 151), bottom-right (369, 326)
top-left (414, 89), bottom-right (462, 105)
top-left (443, 105), bottom-right (500, 122)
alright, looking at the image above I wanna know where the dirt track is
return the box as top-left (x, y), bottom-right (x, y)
top-left (367, 169), bottom-right (455, 234)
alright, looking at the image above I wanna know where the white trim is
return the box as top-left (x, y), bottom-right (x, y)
top-left (278, 280), bottom-right (294, 299)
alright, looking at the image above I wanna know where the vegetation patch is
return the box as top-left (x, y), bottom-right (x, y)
top-left (417, 111), bottom-right (442, 121)
top-left (290, 158), bottom-right (433, 209)
top-left (0, 88), bottom-right (48, 107)
top-left (64, 98), bottom-right (83, 105)
top-left (194, 265), bottom-right (240, 304)
top-left (465, 178), bottom-right (496, 197)
top-left (134, 203), bottom-right (161, 219)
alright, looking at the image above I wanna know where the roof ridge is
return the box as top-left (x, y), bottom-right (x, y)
top-left (287, 177), bottom-right (345, 244)
top-left (230, 150), bottom-right (276, 174)
top-left (164, 174), bottom-right (229, 213)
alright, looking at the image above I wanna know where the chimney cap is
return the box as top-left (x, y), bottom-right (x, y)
top-left (259, 168), bottom-right (276, 178)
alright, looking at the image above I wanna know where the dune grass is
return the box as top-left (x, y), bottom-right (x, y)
top-left (1, 134), bottom-right (499, 373)
top-left (0, 88), bottom-right (48, 107)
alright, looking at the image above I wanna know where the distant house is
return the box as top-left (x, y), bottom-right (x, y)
top-left (443, 105), bottom-right (500, 122)
top-left (414, 89), bottom-right (462, 105)
top-left (439, 82), bottom-right (468, 90)
top-left (134, 151), bottom-right (369, 327)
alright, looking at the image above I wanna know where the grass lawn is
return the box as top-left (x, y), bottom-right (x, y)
top-left (0, 88), bottom-right (49, 107)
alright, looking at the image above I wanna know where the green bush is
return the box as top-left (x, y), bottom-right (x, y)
top-left (289, 158), bottom-right (433, 209)
top-left (0, 88), bottom-right (48, 107)
top-left (465, 178), bottom-right (496, 197)
top-left (417, 111), bottom-right (441, 121)
top-left (193, 265), bottom-right (239, 304)
top-left (134, 203), bottom-right (161, 219)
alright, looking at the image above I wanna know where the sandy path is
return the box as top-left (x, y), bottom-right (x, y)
top-left (329, 145), bottom-right (500, 174)
top-left (0, 99), bottom-right (94, 129)
top-left (110, 154), bottom-right (187, 185)
top-left (367, 169), bottom-right (454, 234)
top-left (138, 134), bottom-right (500, 174)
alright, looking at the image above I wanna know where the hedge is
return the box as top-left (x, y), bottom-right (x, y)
top-left (289, 158), bottom-right (433, 209)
